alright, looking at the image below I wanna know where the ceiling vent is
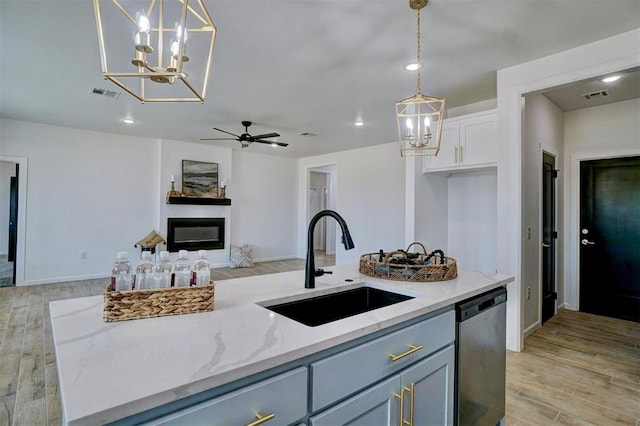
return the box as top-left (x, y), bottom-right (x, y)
top-left (90, 87), bottom-right (120, 99)
top-left (582, 90), bottom-right (609, 100)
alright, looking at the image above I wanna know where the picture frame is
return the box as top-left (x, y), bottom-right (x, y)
top-left (181, 160), bottom-right (219, 198)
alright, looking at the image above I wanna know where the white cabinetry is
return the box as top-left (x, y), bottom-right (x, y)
top-left (423, 110), bottom-right (497, 173)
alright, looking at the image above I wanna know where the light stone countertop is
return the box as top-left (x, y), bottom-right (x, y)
top-left (50, 264), bottom-right (513, 425)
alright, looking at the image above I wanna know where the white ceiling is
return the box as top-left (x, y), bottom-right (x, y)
top-left (1, 1), bottom-right (639, 158)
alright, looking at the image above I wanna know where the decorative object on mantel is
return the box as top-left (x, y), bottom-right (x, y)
top-left (229, 244), bottom-right (254, 268)
top-left (359, 242), bottom-right (457, 282)
top-left (135, 230), bottom-right (166, 255)
top-left (103, 282), bottom-right (215, 322)
top-left (219, 178), bottom-right (227, 198)
top-left (166, 174), bottom-right (181, 202)
top-left (182, 160), bottom-right (219, 198)
top-left (92, 0), bottom-right (217, 103)
top-left (395, 0), bottom-right (446, 157)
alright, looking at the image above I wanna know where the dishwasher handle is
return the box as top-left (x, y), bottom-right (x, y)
top-left (456, 287), bottom-right (507, 322)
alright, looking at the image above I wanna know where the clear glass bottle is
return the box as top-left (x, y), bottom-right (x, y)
top-left (174, 250), bottom-right (191, 288)
top-left (134, 251), bottom-right (154, 290)
top-left (153, 250), bottom-right (174, 289)
top-left (191, 250), bottom-right (211, 286)
top-left (111, 251), bottom-right (132, 291)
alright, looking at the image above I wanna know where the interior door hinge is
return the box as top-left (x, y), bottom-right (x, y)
top-left (552, 231), bottom-right (558, 239)
top-left (551, 169), bottom-right (559, 178)
top-left (552, 292), bottom-right (558, 300)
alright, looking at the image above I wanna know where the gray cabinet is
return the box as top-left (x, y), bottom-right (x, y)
top-left (146, 367), bottom-right (308, 426)
top-left (310, 345), bottom-right (455, 426)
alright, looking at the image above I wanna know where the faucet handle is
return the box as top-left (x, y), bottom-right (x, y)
top-left (314, 268), bottom-right (333, 277)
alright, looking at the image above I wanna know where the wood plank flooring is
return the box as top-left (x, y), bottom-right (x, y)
top-left (1, 256), bottom-right (637, 426)
top-left (506, 309), bottom-right (640, 426)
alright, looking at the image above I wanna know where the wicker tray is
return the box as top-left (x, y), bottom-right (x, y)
top-left (359, 242), bottom-right (457, 282)
top-left (103, 282), bottom-right (215, 322)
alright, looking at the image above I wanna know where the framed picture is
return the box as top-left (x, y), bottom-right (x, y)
top-left (182, 160), bottom-right (219, 198)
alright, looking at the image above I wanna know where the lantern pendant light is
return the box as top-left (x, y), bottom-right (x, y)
top-left (396, 0), bottom-right (445, 157)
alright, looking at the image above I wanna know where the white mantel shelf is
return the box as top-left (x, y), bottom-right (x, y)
top-left (50, 264), bottom-right (513, 425)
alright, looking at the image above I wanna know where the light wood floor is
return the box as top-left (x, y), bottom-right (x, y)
top-left (1, 256), bottom-right (637, 426)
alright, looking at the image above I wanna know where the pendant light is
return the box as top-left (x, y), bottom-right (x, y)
top-left (396, 0), bottom-right (445, 157)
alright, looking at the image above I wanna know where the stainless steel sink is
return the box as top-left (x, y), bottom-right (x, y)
top-left (262, 286), bottom-right (414, 327)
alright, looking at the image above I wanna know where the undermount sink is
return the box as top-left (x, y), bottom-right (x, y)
top-left (262, 286), bottom-right (414, 327)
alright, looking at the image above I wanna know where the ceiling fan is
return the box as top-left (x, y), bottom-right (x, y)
top-left (200, 121), bottom-right (288, 148)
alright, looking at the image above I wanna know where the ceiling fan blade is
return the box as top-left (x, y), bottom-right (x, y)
top-left (252, 132), bottom-right (280, 139)
top-left (212, 128), bottom-right (241, 138)
top-left (253, 140), bottom-right (288, 147)
top-left (200, 137), bottom-right (238, 141)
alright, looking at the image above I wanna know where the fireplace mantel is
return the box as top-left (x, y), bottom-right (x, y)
top-left (166, 197), bottom-right (231, 206)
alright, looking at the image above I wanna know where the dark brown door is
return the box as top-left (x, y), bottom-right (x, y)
top-left (8, 164), bottom-right (18, 284)
top-left (580, 156), bottom-right (640, 322)
top-left (541, 153), bottom-right (557, 324)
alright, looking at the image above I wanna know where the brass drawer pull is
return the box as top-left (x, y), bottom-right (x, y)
top-left (245, 412), bottom-right (275, 426)
top-left (394, 389), bottom-right (405, 426)
top-left (389, 344), bottom-right (424, 362)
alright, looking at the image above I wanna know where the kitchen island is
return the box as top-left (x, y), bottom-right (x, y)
top-left (50, 264), bottom-right (513, 425)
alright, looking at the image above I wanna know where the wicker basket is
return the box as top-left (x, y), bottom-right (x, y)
top-left (103, 282), bottom-right (215, 322)
top-left (359, 242), bottom-right (457, 282)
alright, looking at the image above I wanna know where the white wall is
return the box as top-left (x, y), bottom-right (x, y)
top-left (497, 28), bottom-right (640, 351)
top-left (298, 142), bottom-right (406, 264)
top-left (563, 98), bottom-right (640, 311)
top-left (0, 162), bottom-right (16, 255)
top-left (1, 119), bottom-right (159, 284)
top-left (447, 170), bottom-right (497, 274)
top-left (413, 164), bottom-right (448, 252)
top-left (231, 149), bottom-right (298, 262)
top-left (522, 93), bottom-right (564, 333)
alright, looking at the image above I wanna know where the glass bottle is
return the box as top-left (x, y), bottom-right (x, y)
top-left (174, 250), bottom-right (191, 288)
top-left (111, 251), bottom-right (132, 291)
top-left (153, 251), bottom-right (174, 289)
top-left (134, 251), bottom-right (154, 290)
top-left (191, 250), bottom-right (211, 286)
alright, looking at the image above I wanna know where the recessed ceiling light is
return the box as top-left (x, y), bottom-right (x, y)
top-left (354, 120), bottom-right (365, 127)
top-left (122, 118), bottom-right (135, 124)
top-left (405, 63), bottom-right (421, 71)
top-left (601, 75), bottom-right (621, 83)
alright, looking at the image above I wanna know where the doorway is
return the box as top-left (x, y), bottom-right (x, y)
top-left (541, 153), bottom-right (557, 323)
top-left (1, 162), bottom-right (18, 287)
top-left (579, 156), bottom-right (640, 322)
top-left (307, 165), bottom-right (337, 266)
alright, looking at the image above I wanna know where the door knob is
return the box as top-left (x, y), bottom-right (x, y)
top-left (581, 239), bottom-right (595, 246)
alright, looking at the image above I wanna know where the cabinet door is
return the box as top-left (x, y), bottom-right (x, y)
top-left (309, 375), bottom-right (400, 426)
top-left (459, 113), bottom-right (497, 167)
top-left (400, 345), bottom-right (455, 426)
top-left (424, 121), bottom-right (459, 171)
top-left (146, 367), bottom-right (308, 426)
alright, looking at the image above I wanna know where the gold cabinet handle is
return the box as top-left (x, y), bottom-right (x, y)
top-left (389, 345), bottom-right (423, 362)
top-left (245, 412), bottom-right (275, 426)
top-left (404, 383), bottom-right (415, 426)
top-left (394, 389), bottom-right (405, 426)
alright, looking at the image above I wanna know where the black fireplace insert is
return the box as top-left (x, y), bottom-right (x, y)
top-left (167, 217), bottom-right (225, 252)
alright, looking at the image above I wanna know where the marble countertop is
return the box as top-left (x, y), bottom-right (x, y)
top-left (50, 264), bottom-right (513, 425)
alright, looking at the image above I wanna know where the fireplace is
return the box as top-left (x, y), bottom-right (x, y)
top-left (167, 218), bottom-right (225, 252)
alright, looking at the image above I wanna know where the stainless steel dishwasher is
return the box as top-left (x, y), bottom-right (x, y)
top-left (455, 287), bottom-right (507, 426)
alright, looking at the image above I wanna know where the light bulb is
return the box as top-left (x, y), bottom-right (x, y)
top-left (137, 12), bottom-right (150, 33)
top-left (405, 118), bottom-right (414, 138)
top-left (423, 117), bottom-right (431, 128)
top-left (171, 40), bottom-right (180, 56)
top-left (176, 24), bottom-right (188, 42)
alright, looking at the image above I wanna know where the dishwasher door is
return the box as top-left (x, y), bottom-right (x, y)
top-left (456, 287), bottom-right (507, 426)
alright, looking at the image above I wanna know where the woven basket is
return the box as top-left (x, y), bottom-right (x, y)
top-left (103, 282), bottom-right (215, 322)
top-left (359, 242), bottom-right (457, 282)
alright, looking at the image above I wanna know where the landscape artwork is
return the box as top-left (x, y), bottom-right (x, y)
top-left (182, 160), bottom-right (219, 198)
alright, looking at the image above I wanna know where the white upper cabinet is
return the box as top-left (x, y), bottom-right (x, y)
top-left (423, 110), bottom-right (497, 173)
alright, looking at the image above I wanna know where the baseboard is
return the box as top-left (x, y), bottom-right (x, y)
top-left (558, 302), bottom-right (577, 311)
top-left (253, 255), bottom-right (302, 263)
top-left (20, 273), bottom-right (110, 286)
top-left (523, 320), bottom-right (541, 338)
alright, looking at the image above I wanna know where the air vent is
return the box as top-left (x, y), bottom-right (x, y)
top-left (582, 90), bottom-right (609, 100)
top-left (90, 87), bottom-right (121, 99)
top-left (300, 132), bottom-right (317, 137)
